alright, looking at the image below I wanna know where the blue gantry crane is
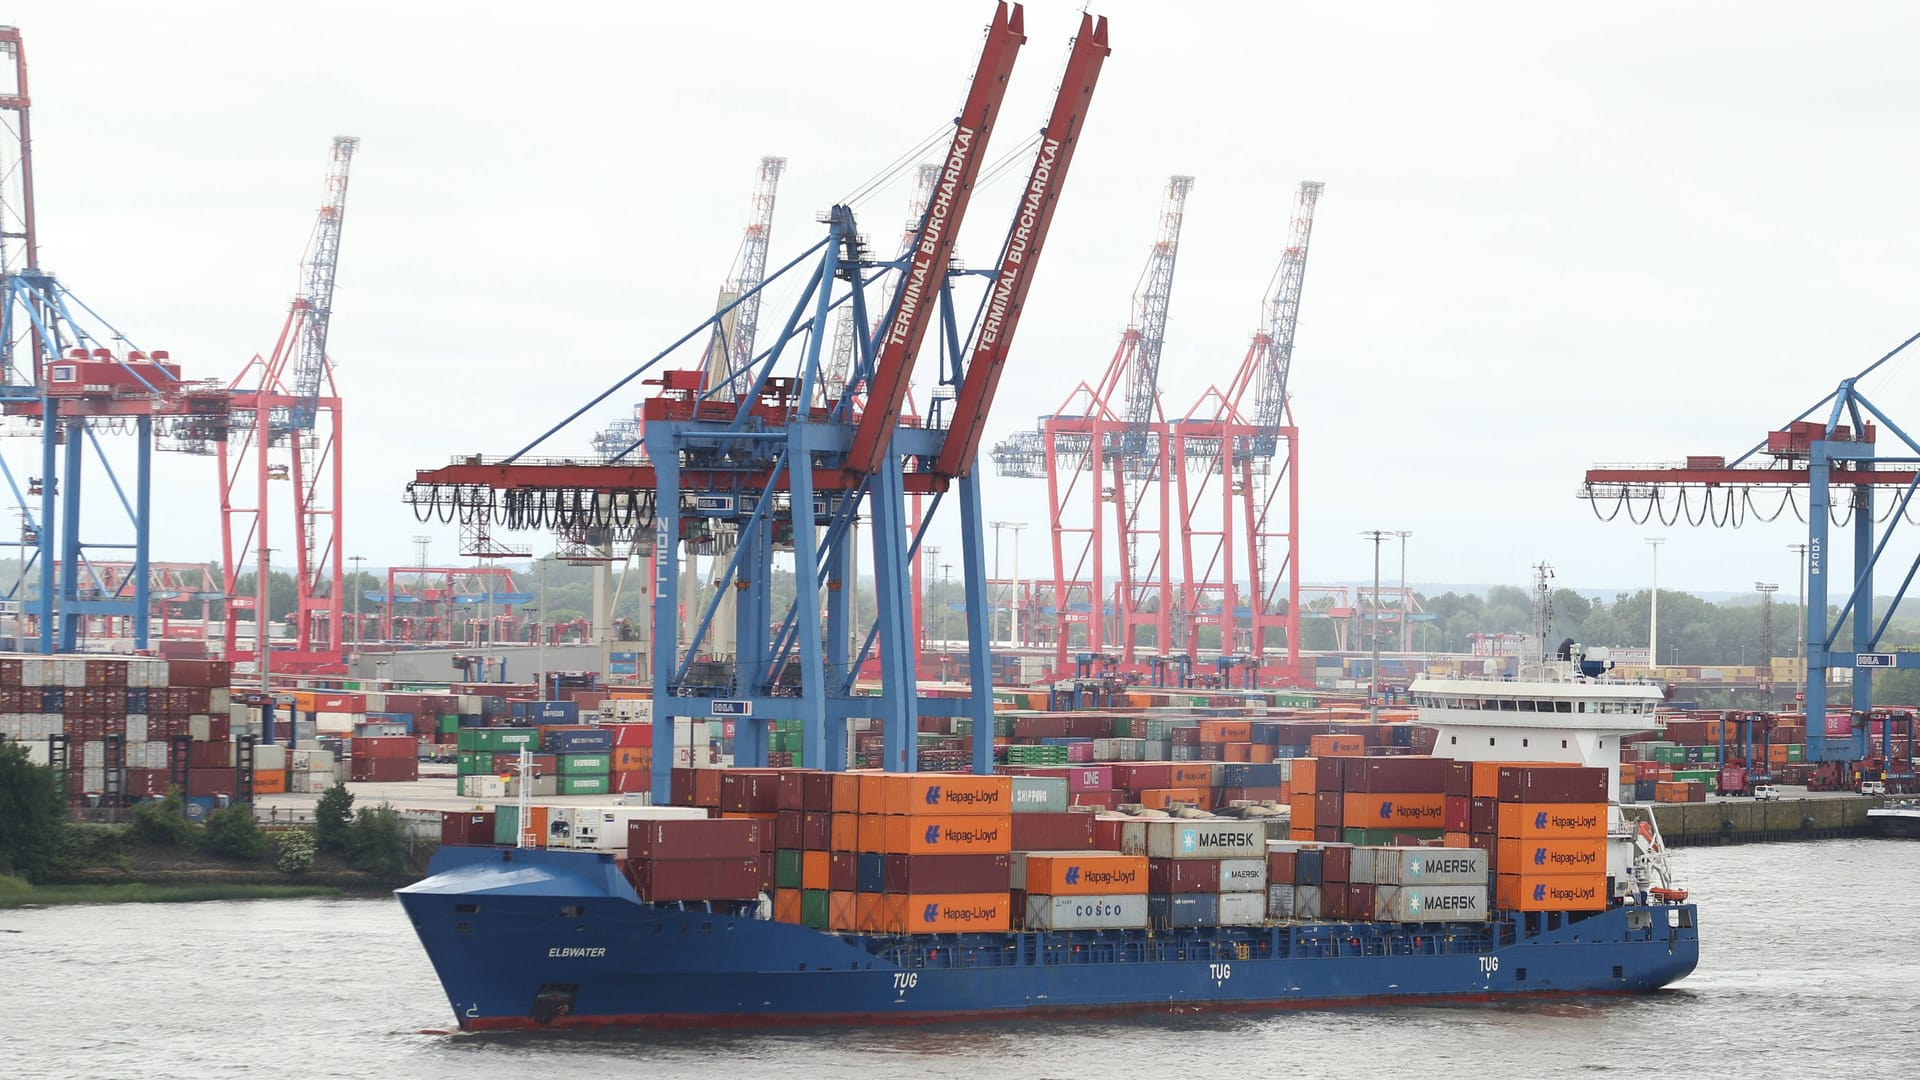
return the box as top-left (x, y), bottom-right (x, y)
top-left (409, 3), bottom-right (1109, 799)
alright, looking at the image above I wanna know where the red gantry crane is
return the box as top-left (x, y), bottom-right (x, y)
top-left (217, 136), bottom-right (358, 674)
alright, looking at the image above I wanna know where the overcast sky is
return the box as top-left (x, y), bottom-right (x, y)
top-left (7, 0), bottom-right (1920, 602)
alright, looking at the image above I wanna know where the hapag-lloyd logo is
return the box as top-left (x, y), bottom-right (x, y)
top-left (922, 901), bottom-right (998, 924)
top-left (1379, 801), bottom-right (1443, 822)
top-left (1065, 865), bottom-right (1138, 887)
top-left (924, 823), bottom-right (1002, 846)
top-left (924, 785), bottom-right (1003, 808)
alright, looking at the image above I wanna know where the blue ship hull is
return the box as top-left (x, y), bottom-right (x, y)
top-left (398, 846), bottom-right (1700, 1031)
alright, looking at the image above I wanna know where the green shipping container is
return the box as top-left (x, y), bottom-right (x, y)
top-left (1112, 717), bottom-right (1147, 739)
top-left (438, 714), bottom-right (460, 734)
top-left (1786, 744), bottom-right (1804, 763)
top-left (493, 805), bottom-right (520, 845)
top-left (558, 775), bottom-right (609, 796)
top-left (557, 754), bottom-right (611, 776)
top-left (774, 849), bottom-right (802, 889)
top-left (1343, 827), bottom-right (1444, 846)
top-left (801, 889), bottom-right (829, 930)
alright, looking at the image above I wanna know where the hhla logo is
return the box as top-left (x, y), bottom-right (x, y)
top-left (924, 824), bottom-right (942, 845)
top-left (1065, 866), bottom-right (1082, 886)
top-left (925, 786), bottom-right (942, 806)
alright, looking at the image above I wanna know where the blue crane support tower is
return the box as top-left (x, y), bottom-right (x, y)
top-left (0, 26), bottom-right (223, 653)
top-left (408, 3), bottom-right (1110, 801)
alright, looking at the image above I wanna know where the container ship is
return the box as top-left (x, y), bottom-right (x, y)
top-left (399, 651), bottom-right (1699, 1029)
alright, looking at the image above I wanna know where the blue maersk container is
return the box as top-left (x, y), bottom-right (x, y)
top-left (544, 727), bottom-right (613, 754)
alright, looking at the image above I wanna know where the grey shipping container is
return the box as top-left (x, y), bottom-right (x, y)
top-left (1292, 884), bottom-right (1324, 919)
top-left (1266, 884), bottom-right (1295, 919)
top-left (1216, 858), bottom-right (1268, 892)
top-left (1350, 846), bottom-right (1489, 887)
top-left (1372, 884), bottom-right (1490, 922)
top-left (1024, 893), bottom-right (1149, 931)
top-left (1144, 820), bottom-right (1265, 860)
top-left (1216, 891), bottom-right (1265, 926)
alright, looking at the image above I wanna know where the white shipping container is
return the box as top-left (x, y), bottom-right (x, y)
top-left (1217, 858), bottom-right (1268, 892)
top-left (1217, 891), bottom-right (1266, 926)
top-left (365, 692), bottom-right (388, 712)
top-left (22, 658), bottom-right (45, 686)
top-left (315, 712), bottom-right (356, 734)
top-left (126, 715), bottom-right (148, 742)
top-left (82, 766), bottom-right (106, 791)
top-left (1292, 885), bottom-right (1323, 919)
top-left (63, 659), bottom-right (87, 688)
top-left (460, 775), bottom-right (509, 799)
top-left (1144, 819), bottom-right (1265, 860)
top-left (254, 744), bottom-right (288, 771)
top-left (24, 739), bottom-right (50, 766)
top-left (296, 772), bottom-right (332, 793)
top-left (1267, 884), bottom-right (1295, 919)
top-left (1114, 819), bottom-right (1150, 856)
top-left (1372, 884), bottom-right (1490, 923)
top-left (1024, 893), bottom-right (1149, 931)
top-left (1351, 846), bottom-right (1489, 887)
top-left (188, 716), bottom-right (211, 742)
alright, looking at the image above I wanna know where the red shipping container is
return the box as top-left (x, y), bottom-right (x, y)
top-left (1345, 882), bottom-right (1376, 921)
top-left (1444, 796), bottom-right (1472, 833)
top-left (628, 818), bottom-right (763, 860)
top-left (721, 769), bottom-right (783, 813)
top-left (352, 736), bottom-right (416, 760)
top-left (881, 853), bottom-right (1011, 894)
top-left (1069, 790), bottom-right (1120, 811)
top-left (1495, 765), bottom-right (1609, 805)
top-left (1340, 756), bottom-right (1451, 793)
top-left (775, 810), bottom-right (804, 850)
top-left (1314, 790), bottom-right (1344, 823)
top-left (629, 857), bottom-right (764, 901)
top-left (440, 811), bottom-right (496, 846)
top-left (125, 768), bottom-right (170, 798)
top-left (801, 811), bottom-right (831, 851)
top-left (1313, 825), bottom-right (1342, 844)
top-left (609, 771), bottom-right (652, 794)
top-left (607, 722), bottom-right (653, 748)
top-left (1113, 763), bottom-right (1173, 790)
top-left (187, 740), bottom-right (232, 768)
top-left (1321, 844), bottom-right (1353, 883)
top-left (829, 851), bottom-right (858, 892)
top-left (1322, 882), bottom-right (1349, 920)
top-left (1011, 811), bottom-right (1096, 851)
top-left (776, 770), bottom-right (807, 812)
top-left (1091, 814), bottom-right (1129, 851)
top-left (491, 752), bottom-right (557, 775)
top-left (802, 772), bottom-right (836, 812)
top-left (1267, 849), bottom-right (1298, 885)
top-left (186, 767), bottom-right (237, 796)
top-left (1470, 797), bottom-right (1497, 836)
top-left (1147, 857), bottom-right (1220, 894)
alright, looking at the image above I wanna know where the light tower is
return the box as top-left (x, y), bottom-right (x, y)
top-left (1756, 581), bottom-right (1778, 692)
top-left (1644, 537), bottom-right (1664, 668)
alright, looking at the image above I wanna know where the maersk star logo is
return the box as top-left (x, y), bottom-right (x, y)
top-left (1065, 866), bottom-right (1081, 886)
top-left (1409, 859), bottom-right (1422, 877)
top-left (1533, 811), bottom-right (1549, 830)
top-left (1179, 829), bottom-right (1198, 853)
top-left (923, 903), bottom-right (940, 924)
top-left (925, 824), bottom-right (941, 845)
top-left (925, 786), bottom-right (941, 806)
top-left (1409, 894), bottom-right (1423, 915)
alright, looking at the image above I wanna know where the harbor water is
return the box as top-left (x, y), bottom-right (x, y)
top-left (2, 839), bottom-right (1915, 1079)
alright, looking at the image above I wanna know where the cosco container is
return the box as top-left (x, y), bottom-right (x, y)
top-left (1143, 819), bottom-right (1265, 859)
top-left (1216, 857), bottom-right (1268, 892)
top-left (1372, 883), bottom-right (1490, 922)
top-left (1024, 893), bottom-right (1149, 931)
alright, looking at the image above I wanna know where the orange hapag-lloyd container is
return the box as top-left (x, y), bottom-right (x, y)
top-left (611, 746), bottom-right (652, 772)
top-left (1022, 853), bottom-right (1149, 896)
top-left (880, 814), bottom-right (1013, 855)
top-left (1137, 787), bottom-right (1210, 810)
top-left (857, 814), bottom-right (887, 854)
top-left (801, 850), bottom-right (830, 890)
top-left (828, 890), bottom-right (858, 931)
top-left (1289, 793), bottom-right (1317, 830)
top-left (1496, 872), bottom-right (1608, 912)
top-left (829, 813), bottom-right (860, 852)
top-left (1309, 734), bottom-right (1364, 757)
top-left (879, 892), bottom-right (1012, 934)
top-left (1166, 763), bottom-right (1216, 787)
top-left (1199, 720), bottom-right (1251, 744)
top-left (866, 773), bottom-right (1011, 817)
top-left (1496, 802), bottom-right (1607, 839)
top-left (831, 772), bottom-right (865, 812)
top-left (1496, 837), bottom-right (1609, 876)
top-left (856, 891), bottom-right (884, 932)
top-left (773, 888), bottom-right (802, 924)
top-left (1339, 792), bottom-right (1447, 830)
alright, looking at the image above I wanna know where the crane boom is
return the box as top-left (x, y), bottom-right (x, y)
top-left (932, 11), bottom-right (1109, 478)
top-left (1238, 180), bottom-right (1322, 457)
top-left (706, 156), bottom-right (786, 397)
top-left (822, 162), bottom-right (940, 406)
top-left (280, 135), bottom-right (357, 435)
top-left (1119, 174), bottom-right (1191, 454)
top-left (844, 0), bottom-right (1026, 476)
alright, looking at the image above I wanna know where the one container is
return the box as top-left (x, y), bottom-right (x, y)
top-left (1022, 852), bottom-right (1148, 896)
top-left (1350, 846), bottom-right (1489, 886)
top-left (1010, 777), bottom-right (1069, 814)
top-left (1146, 857), bottom-right (1221, 894)
top-left (628, 857), bottom-right (763, 902)
top-left (881, 853), bottom-right (1012, 894)
top-left (1494, 837), bottom-right (1608, 876)
top-left (880, 814), bottom-right (1013, 855)
top-left (1024, 892), bottom-right (1149, 931)
top-left (1495, 872), bottom-right (1608, 912)
top-left (1339, 793), bottom-right (1448, 831)
top-left (1148, 892), bottom-right (1218, 928)
top-left (1495, 803), bottom-right (1607, 839)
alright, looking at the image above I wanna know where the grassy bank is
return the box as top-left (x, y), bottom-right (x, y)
top-left (0, 875), bottom-right (345, 909)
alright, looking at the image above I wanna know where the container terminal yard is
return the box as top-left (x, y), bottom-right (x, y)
top-left (0, 3), bottom-right (1915, 1028)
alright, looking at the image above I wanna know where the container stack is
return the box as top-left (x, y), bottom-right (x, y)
top-left (1289, 756), bottom-right (1456, 846)
top-left (1482, 764), bottom-right (1610, 913)
top-left (348, 735), bottom-right (418, 782)
top-left (0, 655), bottom-right (256, 811)
top-left (1018, 851), bottom-right (1150, 930)
top-left (1119, 818), bottom-right (1267, 928)
top-left (624, 818), bottom-right (765, 901)
top-left (547, 725), bottom-right (614, 796)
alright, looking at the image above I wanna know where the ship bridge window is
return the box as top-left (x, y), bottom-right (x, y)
top-left (454, 903), bottom-right (480, 914)
top-left (1518, 700), bottom-right (1536, 712)
top-left (1561, 740), bottom-right (1569, 749)
top-left (1522, 739), bottom-right (1529, 748)
top-left (1449, 736), bottom-right (1457, 746)
top-left (1555, 701), bottom-right (1572, 713)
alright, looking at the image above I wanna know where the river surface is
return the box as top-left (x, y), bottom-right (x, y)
top-left (2, 839), bottom-right (1915, 1079)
